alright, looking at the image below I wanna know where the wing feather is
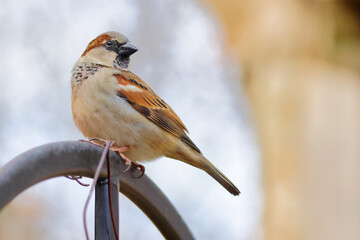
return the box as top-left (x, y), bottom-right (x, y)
top-left (115, 71), bottom-right (201, 153)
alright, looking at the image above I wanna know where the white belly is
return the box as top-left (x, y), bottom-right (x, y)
top-left (72, 79), bottom-right (176, 162)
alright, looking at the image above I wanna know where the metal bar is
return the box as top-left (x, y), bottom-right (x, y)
top-left (0, 141), bottom-right (195, 240)
top-left (95, 179), bottom-right (119, 240)
top-left (120, 176), bottom-right (194, 240)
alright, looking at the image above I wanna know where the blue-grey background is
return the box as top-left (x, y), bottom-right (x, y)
top-left (0, 1), bottom-right (261, 239)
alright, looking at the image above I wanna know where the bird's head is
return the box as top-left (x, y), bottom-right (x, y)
top-left (79, 31), bottom-right (138, 69)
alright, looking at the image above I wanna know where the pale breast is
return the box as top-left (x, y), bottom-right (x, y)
top-left (71, 65), bottom-right (176, 162)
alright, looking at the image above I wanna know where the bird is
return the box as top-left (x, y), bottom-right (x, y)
top-left (71, 31), bottom-right (240, 195)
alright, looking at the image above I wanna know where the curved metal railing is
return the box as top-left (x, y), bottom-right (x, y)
top-left (0, 141), bottom-right (194, 240)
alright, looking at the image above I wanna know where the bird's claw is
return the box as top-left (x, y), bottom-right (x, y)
top-left (132, 163), bottom-right (145, 178)
top-left (120, 153), bottom-right (132, 173)
top-left (78, 139), bottom-right (144, 178)
top-left (119, 155), bottom-right (145, 178)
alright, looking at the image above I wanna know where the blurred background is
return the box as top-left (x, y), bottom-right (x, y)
top-left (0, 0), bottom-right (359, 240)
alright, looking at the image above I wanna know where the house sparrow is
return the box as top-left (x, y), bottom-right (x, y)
top-left (71, 31), bottom-right (240, 195)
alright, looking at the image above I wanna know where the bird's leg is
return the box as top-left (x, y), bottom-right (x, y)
top-left (80, 138), bottom-right (132, 169)
top-left (110, 146), bottom-right (145, 178)
top-left (79, 139), bottom-right (145, 178)
top-left (110, 146), bottom-right (132, 172)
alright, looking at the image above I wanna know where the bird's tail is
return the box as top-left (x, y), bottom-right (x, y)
top-left (198, 155), bottom-right (240, 196)
top-left (166, 149), bottom-right (240, 195)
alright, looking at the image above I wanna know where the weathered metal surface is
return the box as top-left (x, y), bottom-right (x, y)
top-left (0, 141), bottom-right (195, 240)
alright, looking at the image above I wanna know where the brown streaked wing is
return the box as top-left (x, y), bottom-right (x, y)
top-left (115, 71), bottom-right (201, 153)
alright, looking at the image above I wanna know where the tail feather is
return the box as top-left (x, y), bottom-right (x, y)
top-left (166, 149), bottom-right (240, 195)
top-left (200, 156), bottom-right (240, 196)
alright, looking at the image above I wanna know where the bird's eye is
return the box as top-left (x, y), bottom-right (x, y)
top-left (105, 41), bottom-right (113, 46)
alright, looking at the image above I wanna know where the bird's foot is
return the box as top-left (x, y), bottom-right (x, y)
top-left (110, 146), bottom-right (144, 178)
top-left (79, 139), bottom-right (144, 178)
top-left (65, 175), bottom-right (90, 187)
top-left (110, 146), bottom-right (132, 173)
top-left (132, 162), bottom-right (145, 178)
top-left (110, 146), bottom-right (131, 155)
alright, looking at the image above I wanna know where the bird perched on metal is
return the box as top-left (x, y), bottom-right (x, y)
top-left (71, 31), bottom-right (240, 195)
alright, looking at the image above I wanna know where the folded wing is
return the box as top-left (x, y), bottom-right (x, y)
top-left (115, 70), bottom-right (201, 153)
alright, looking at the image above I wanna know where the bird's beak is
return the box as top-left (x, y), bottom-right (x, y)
top-left (118, 42), bottom-right (138, 57)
